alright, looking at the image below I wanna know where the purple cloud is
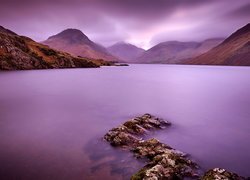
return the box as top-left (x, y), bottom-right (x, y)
top-left (0, 0), bottom-right (249, 49)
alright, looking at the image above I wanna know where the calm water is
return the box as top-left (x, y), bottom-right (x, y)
top-left (0, 64), bottom-right (250, 179)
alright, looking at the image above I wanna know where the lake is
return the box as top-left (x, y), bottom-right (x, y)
top-left (0, 64), bottom-right (250, 179)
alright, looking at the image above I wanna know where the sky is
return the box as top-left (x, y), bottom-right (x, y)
top-left (0, 0), bottom-right (249, 49)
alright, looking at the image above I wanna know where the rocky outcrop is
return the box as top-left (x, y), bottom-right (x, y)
top-left (104, 113), bottom-right (170, 147)
top-left (104, 114), bottom-right (200, 179)
top-left (104, 114), bottom-right (247, 179)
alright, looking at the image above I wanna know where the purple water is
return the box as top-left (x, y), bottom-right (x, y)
top-left (0, 64), bottom-right (250, 179)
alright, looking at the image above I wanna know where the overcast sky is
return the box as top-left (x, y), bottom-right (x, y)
top-left (0, 0), bottom-right (249, 49)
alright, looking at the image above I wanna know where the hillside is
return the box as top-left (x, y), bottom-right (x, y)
top-left (0, 26), bottom-right (112, 70)
top-left (187, 23), bottom-right (250, 66)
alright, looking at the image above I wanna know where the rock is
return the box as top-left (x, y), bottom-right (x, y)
top-left (123, 120), bottom-right (147, 134)
top-left (104, 114), bottom-right (246, 179)
top-left (104, 114), bottom-right (170, 147)
top-left (202, 168), bottom-right (246, 180)
top-left (104, 114), bottom-right (171, 147)
top-left (131, 138), bottom-right (199, 179)
top-left (132, 138), bottom-right (172, 159)
top-left (115, 63), bottom-right (129, 66)
top-left (104, 130), bottom-right (140, 147)
top-left (104, 114), bottom-right (199, 179)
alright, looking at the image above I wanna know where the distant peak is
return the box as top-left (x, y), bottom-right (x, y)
top-left (48, 28), bottom-right (90, 44)
top-left (114, 41), bottom-right (129, 45)
top-left (112, 41), bottom-right (141, 48)
top-left (59, 28), bottom-right (84, 35)
top-left (109, 41), bottom-right (145, 51)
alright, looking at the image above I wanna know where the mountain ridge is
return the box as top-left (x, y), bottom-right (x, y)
top-left (136, 38), bottom-right (224, 64)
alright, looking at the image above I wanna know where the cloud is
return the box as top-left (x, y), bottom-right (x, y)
top-left (0, 0), bottom-right (249, 48)
top-left (227, 3), bottom-right (250, 18)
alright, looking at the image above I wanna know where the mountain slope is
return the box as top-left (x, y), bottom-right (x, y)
top-left (42, 29), bottom-right (118, 61)
top-left (0, 26), bottom-right (112, 70)
top-left (107, 42), bottom-right (145, 62)
top-left (187, 23), bottom-right (250, 66)
top-left (137, 39), bottom-right (223, 64)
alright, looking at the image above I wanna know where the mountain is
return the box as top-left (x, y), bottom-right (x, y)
top-left (136, 38), bottom-right (224, 64)
top-left (0, 26), bottom-right (112, 70)
top-left (193, 38), bottom-right (225, 55)
top-left (187, 23), bottom-right (250, 66)
top-left (107, 42), bottom-right (145, 63)
top-left (42, 29), bottom-right (118, 62)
